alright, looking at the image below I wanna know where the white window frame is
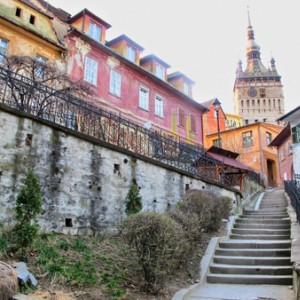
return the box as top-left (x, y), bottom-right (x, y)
top-left (35, 55), bottom-right (47, 79)
top-left (126, 45), bottom-right (136, 62)
top-left (155, 94), bottom-right (164, 117)
top-left (155, 64), bottom-right (164, 80)
top-left (84, 57), bottom-right (98, 85)
top-left (109, 69), bottom-right (122, 97)
top-left (0, 38), bottom-right (9, 63)
top-left (139, 86), bottom-right (149, 110)
top-left (88, 21), bottom-right (102, 42)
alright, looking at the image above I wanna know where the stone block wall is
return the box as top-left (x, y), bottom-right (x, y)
top-left (0, 108), bottom-right (242, 235)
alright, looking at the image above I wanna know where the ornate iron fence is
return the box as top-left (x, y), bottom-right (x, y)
top-left (285, 178), bottom-right (300, 224)
top-left (0, 65), bottom-right (262, 187)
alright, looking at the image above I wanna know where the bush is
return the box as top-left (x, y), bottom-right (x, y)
top-left (168, 209), bottom-right (201, 249)
top-left (177, 190), bottom-right (232, 232)
top-left (12, 170), bottom-right (42, 258)
top-left (123, 212), bottom-right (187, 294)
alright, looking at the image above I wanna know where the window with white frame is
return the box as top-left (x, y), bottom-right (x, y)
top-left (155, 95), bottom-right (164, 117)
top-left (88, 21), bottom-right (102, 42)
top-left (155, 64), bottom-right (164, 80)
top-left (34, 55), bottom-right (47, 79)
top-left (126, 45), bottom-right (136, 62)
top-left (84, 57), bottom-right (98, 85)
top-left (109, 69), bottom-right (121, 97)
top-left (0, 38), bottom-right (9, 63)
top-left (139, 86), bottom-right (149, 110)
top-left (190, 114), bottom-right (196, 132)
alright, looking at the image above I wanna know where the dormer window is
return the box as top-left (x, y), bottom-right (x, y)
top-left (29, 14), bottom-right (35, 25)
top-left (88, 21), bottom-right (102, 42)
top-left (16, 7), bottom-right (22, 17)
top-left (126, 45), bottom-right (136, 63)
top-left (155, 64), bottom-right (164, 80)
top-left (183, 82), bottom-right (189, 95)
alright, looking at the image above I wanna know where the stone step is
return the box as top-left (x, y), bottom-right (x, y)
top-left (235, 218), bottom-right (290, 225)
top-left (213, 255), bottom-right (291, 266)
top-left (233, 223), bottom-right (290, 230)
top-left (244, 208), bottom-right (287, 214)
top-left (215, 248), bottom-right (291, 257)
top-left (219, 240), bottom-right (291, 249)
top-left (239, 214), bottom-right (289, 219)
top-left (231, 228), bottom-right (290, 235)
top-left (230, 234), bottom-right (290, 240)
top-left (206, 274), bottom-right (293, 285)
top-left (210, 264), bottom-right (293, 275)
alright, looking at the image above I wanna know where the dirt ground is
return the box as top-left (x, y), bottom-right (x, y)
top-left (12, 222), bottom-right (229, 300)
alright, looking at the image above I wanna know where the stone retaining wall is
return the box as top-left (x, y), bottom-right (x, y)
top-left (0, 108), bottom-right (251, 235)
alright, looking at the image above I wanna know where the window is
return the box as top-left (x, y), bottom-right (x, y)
top-left (260, 88), bottom-right (266, 97)
top-left (126, 45), bottom-right (136, 62)
top-left (287, 142), bottom-right (293, 154)
top-left (84, 57), bottom-right (98, 85)
top-left (244, 119), bottom-right (249, 125)
top-left (139, 86), bottom-right (149, 110)
top-left (190, 114), bottom-right (196, 132)
top-left (109, 69), bottom-right (121, 97)
top-left (213, 138), bottom-right (222, 148)
top-left (0, 38), bottom-right (8, 63)
top-left (178, 108), bottom-right (185, 127)
top-left (242, 131), bottom-right (253, 147)
top-left (155, 64), bottom-right (164, 80)
top-left (35, 55), bottom-right (47, 78)
top-left (266, 132), bottom-right (272, 145)
top-left (29, 14), bottom-right (35, 25)
top-left (292, 124), bottom-right (300, 144)
top-left (183, 82), bottom-right (189, 95)
top-left (16, 7), bottom-right (22, 17)
top-left (155, 95), bottom-right (164, 117)
top-left (88, 21), bottom-right (102, 42)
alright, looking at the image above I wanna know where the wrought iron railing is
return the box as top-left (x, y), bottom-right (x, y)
top-left (285, 179), bottom-right (300, 224)
top-left (0, 65), bottom-right (261, 187)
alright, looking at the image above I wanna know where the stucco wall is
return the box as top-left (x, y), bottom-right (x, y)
top-left (0, 108), bottom-right (241, 235)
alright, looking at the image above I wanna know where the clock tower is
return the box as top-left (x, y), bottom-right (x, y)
top-left (233, 14), bottom-right (284, 125)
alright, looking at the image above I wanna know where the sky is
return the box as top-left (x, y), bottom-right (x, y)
top-left (47, 0), bottom-right (300, 114)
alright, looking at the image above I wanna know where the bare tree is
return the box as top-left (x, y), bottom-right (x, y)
top-left (0, 55), bottom-right (91, 117)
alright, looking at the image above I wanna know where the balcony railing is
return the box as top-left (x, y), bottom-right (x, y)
top-left (0, 65), bottom-right (262, 187)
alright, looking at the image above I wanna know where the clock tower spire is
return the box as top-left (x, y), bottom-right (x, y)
top-left (233, 10), bottom-right (285, 125)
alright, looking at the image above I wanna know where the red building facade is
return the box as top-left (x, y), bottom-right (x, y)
top-left (64, 9), bottom-right (207, 145)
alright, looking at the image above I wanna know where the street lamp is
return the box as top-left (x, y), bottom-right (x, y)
top-left (213, 98), bottom-right (222, 148)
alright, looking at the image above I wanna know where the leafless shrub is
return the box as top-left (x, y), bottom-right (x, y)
top-left (122, 212), bottom-right (188, 294)
top-left (177, 189), bottom-right (232, 232)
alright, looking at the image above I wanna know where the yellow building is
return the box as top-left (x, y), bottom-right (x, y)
top-left (206, 122), bottom-right (283, 187)
top-left (225, 113), bottom-right (243, 130)
top-left (0, 0), bottom-right (65, 63)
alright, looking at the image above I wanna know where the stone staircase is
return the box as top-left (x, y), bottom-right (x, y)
top-left (207, 189), bottom-right (293, 285)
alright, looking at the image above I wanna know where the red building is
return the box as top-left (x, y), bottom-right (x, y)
top-left (201, 98), bottom-right (227, 147)
top-left (269, 125), bottom-right (293, 185)
top-left (63, 9), bottom-right (207, 145)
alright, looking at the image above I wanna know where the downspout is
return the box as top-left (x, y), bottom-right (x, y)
top-left (258, 124), bottom-right (266, 187)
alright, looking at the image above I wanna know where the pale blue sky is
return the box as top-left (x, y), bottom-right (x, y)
top-left (48, 0), bottom-right (300, 114)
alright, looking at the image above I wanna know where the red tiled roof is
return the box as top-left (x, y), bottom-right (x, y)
top-left (206, 152), bottom-right (252, 172)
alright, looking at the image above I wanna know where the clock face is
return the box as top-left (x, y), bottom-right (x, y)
top-left (248, 87), bottom-right (257, 97)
